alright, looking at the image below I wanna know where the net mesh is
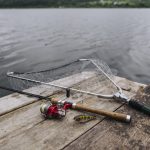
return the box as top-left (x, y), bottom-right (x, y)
top-left (7, 59), bottom-right (118, 98)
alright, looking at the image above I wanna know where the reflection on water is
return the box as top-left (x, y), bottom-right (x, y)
top-left (0, 9), bottom-right (150, 97)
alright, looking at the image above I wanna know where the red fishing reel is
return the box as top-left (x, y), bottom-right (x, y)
top-left (40, 102), bottom-right (72, 119)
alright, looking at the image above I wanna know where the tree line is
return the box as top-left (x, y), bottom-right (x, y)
top-left (0, 0), bottom-right (150, 8)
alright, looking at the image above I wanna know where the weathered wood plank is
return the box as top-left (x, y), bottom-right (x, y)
top-left (0, 72), bottom-right (94, 116)
top-left (0, 102), bottom-right (44, 139)
top-left (63, 86), bottom-right (150, 150)
top-left (0, 76), bottom-right (142, 150)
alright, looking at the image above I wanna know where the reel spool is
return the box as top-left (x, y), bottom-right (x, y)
top-left (40, 103), bottom-right (66, 119)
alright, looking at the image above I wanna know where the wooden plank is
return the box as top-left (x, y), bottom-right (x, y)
top-left (0, 102), bottom-right (44, 139)
top-left (63, 86), bottom-right (150, 150)
top-left (0, 72), bottom-right (94, 116)
top-left (0, 76), bottom-right (142, 150)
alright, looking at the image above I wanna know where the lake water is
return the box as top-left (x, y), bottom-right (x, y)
top-left (0, 9), bottom-right (150, 97)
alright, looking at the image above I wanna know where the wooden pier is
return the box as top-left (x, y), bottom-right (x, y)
top-left (0, 72), bottom-right (149, 150)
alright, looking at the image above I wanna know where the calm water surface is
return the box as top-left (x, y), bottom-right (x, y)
top-left (0, 9), bottom-right (150, 96)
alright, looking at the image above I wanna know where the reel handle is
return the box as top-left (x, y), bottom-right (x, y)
top-left (128, 99), bottom-right (150, 115)
top-left (72, 104), bottom-right (131, 123)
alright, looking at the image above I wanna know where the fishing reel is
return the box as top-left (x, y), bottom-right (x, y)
top-left (40, 101), bottom-right (72, 119)
top-left (40, 102), bottom-right (66, 119)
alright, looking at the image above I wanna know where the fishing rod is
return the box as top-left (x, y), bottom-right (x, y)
top-left (44, 98), bottom-right (131, 123)
top-left (0, 85), bottom-right (131, 123)
top-left (7, 59), bottom-right (150, 115)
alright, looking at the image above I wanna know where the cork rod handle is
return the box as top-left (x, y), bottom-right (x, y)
top-left (73, 104), bottom-right (131, 123)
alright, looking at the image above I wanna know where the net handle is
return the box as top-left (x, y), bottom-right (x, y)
top-left (7, 72), bottom-right (114, 99)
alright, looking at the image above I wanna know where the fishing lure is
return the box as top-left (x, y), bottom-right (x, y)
top-left (74, 115), bottom-right (96, 123)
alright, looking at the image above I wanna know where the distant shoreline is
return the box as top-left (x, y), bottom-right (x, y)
top-left (0, 7), bottom-right (150, 9)
top-left (0, 0), bottom-right (150, 9)
top-left (0, 4), bottom-right (150, 8)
